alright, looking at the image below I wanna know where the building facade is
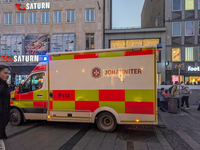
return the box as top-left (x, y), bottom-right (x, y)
top-left (142, 0), bottom-right (200, 85)
top-left (105, 0), bottom-right (166, 85)
top-left (0, 0), bottom-right (104, 85)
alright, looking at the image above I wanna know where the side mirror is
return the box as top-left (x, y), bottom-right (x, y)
top-left (19, 84), bottom-right (23, 93)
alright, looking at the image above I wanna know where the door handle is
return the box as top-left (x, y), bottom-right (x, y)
top-left (11, 98), bottom-right (16, 101)
top-left (50, 92), bottom-right (53, 98)
top-left (37, 94), bottom-right (43, 97)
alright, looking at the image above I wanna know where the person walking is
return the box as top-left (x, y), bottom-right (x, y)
top-left (180, 83), bottom-right (190, 109)
top-left (0, 65), bottom-right (11, 150)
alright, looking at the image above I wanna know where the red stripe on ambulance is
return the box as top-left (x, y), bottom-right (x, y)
top-left (52, 90), bottom-right (75, 101)
top-left (18, 92), bottom-right (33, 100)
top-left (124, 50), bottom-right (154, 56)
top-left (99, 90), bottom-right (125, 101)
top-left (125, 102), bottom-right (154, 114)
top-left (32, 66), bottom-right (46, 72)
top-left (10, 101), bottom-right (14, 105)
top-left (74, 53), bottom-right (98, 59)
top-left (33, 101), bottom-right (46, 108)
top-left (75, 101), bottom-right (99, 112)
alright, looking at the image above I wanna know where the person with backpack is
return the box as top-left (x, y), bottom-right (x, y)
top-left (159, 88), bottom-right (167, 111)
top-left (170, 81), bottom-right (179, 97)
top-left (180, 83), bottom-right (190, 109)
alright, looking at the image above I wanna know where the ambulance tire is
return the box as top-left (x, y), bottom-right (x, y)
top-left (96, 112), bottom-right (117, 132)
top-left (10, 108), bottom-right (22, 126)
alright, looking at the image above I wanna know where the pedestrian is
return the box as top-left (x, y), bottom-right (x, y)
top-left (171, 81), bottom-right (179, 97)
top-left (159, 88), bottom-right (167, 111)
top-left (165, 90), bottom-right (169, 110)
top-left (180, 83), bottom-right (190, 109)
top-left (0, 65), bottom-right (11, 150)
top-left (161, 81), bottom-right (165, 85)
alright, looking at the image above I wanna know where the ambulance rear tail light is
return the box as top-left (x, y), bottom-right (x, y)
top-left (48, 115), bottom-right (51, 119)
top-left (136, 119), bottom-right (140, 123)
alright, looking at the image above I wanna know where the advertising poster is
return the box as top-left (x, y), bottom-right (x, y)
top-left (50, 34), bottom-right (75, 52)
top-left (0, 36), bottom-right (11, 55)
top-left (25, 34), bottom-right (49, 55)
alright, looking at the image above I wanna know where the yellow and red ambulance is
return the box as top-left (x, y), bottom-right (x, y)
top-left (10, 45), bottom-right (159, 132)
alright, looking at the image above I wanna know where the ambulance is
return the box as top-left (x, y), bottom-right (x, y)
top-left (10, 45), bottom-right (160, 132)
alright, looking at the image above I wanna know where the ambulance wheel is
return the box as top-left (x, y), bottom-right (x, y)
top-left (10, 108), bottom-right (22, 126)
top-left (96, 112), bottom-right (117, 132)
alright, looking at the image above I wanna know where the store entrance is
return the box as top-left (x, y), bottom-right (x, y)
top-left (185, 76), bottom-right (200, 85)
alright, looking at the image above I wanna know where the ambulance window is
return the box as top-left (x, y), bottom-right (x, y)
top-left (21, 77), bottom-right (31, 93)
top-left (20, 73), bottom-right (45, 93)
top-left (31, 73), bottom-right (45, 91)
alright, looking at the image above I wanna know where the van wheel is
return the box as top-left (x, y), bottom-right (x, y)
top-left (96, 112), bottom-right (117, 132)
top-left (10, 108), bottom-right (22, 126)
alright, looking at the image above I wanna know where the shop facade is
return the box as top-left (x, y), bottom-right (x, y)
top-left (104, 28), bottom-right (166, 85)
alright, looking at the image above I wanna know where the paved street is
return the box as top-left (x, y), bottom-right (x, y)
top-left (4, 105), bottom-right (200, 150)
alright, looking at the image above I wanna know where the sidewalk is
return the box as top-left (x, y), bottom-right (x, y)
top-left (157, 105), bottom-right (200, 150)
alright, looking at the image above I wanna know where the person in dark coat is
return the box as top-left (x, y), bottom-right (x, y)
top-left (0, 65), bottom-right (11, 150)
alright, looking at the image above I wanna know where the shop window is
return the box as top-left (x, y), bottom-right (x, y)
top-left (20, 73), bottom-right (45, 93)
top-left (172, 0), bottom-right (181, 11)
top-left (85, 33), bottom-right (94, 50)
top-left (54, 11), bottom-right (62, 23)
top-left (172, 22), bottom-right (181, 36)
top-left (172, 75), bottom-right (184, 84)
top-left (41, 12), bottom-right (49, 24)
top-left (172, 47), bottom-right (181, 61)
top-left (29, 12), bottom-right (37, 24)
top-left (17, 0), bottom-right (24, 2)
top-left (85, 9), bottom-right (95, 22)
top-left (4, 13), bottom-right (12, 25)
top-left (25, 34), bottom-right (49, 55)
top-left (199, 47), bottom-right (200, 61)
top-left (51, 34), bottom-right (76, 52)
top-left (185, 0), bottom-right (194, 10)
top-left (16, 13), bottom-right (25, 25)
top-left (185, 22), bottom-right (194, 36)
top-left (0, 35), bottom-right (23, 56)
top-left (199, 0), bottom-right (200, 9)
top-left (185, 76), bottom-right (200, 85)
top-left (29, 0), bottom-right (37, 1)
top-left (66, 10), bottom-right (75, 23)
top-left (4, 0), bottom-right (12, 2)
top-left (185, 47), bottom-right (193, 61)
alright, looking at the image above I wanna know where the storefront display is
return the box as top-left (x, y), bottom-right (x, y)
top-left (171, 75), bottom-right (184, 84)
top-left (25, 34), bottom-right (50, 55)
top-left (51, 34), bottom-right (76, 52)
top-left (185, 76), bottom-right (200, 85)
top-left (0, 35), bottom-right (23, 56)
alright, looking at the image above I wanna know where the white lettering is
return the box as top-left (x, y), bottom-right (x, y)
top-left (30, 55), bottom-right (34, 62)
top-left (21, 55), bottom-right (25, 62)
top-left (26, 3), bottom-right (30, 10)
top-left (25, 56), bottom-right (29, 62)
top-left (17, 56), bottom-right (21, 62)
top-left (30, 3), bottom-right (33, 10)
top-left (13, 56), bottom-right (17, 62)
top-left (42, 3), bottom-right (45, 9)
top-left (188, 66), bottom-right (200, 71)
top-left (37, 3), bottom-right (41, 9)
top-left (46, 2), bottom-right (50, 9)
top-left (33, 3), bottom-right (37, 9)
top-left (34, 55), bottom-right (39, 62)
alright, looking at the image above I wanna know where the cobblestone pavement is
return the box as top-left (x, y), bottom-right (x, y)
top-left (4, 105), bottom-right (200, 150)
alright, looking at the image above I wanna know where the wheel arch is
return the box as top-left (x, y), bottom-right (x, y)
top-left (10, 105), bottom-right (26, 122)
top-left (91, 107), bottom-right (120, 124)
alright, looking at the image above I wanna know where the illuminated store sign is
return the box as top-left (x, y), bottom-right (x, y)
top-left (188, 66), bottom-right (200, 71)
top-left (15, 2), bottom-right (50, 10)
top-left (13, 55), bottom-right (39, 62)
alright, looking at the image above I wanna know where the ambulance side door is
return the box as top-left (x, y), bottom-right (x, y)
top-left (18, 72), bottom-right (45, 119)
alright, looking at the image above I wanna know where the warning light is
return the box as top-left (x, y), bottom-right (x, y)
top-left (136, 119), bottom-right (140, 123)
top-left (43, 56), bottom-right (48, 62)
top-left (48, 115), bottom-right (51, 119)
